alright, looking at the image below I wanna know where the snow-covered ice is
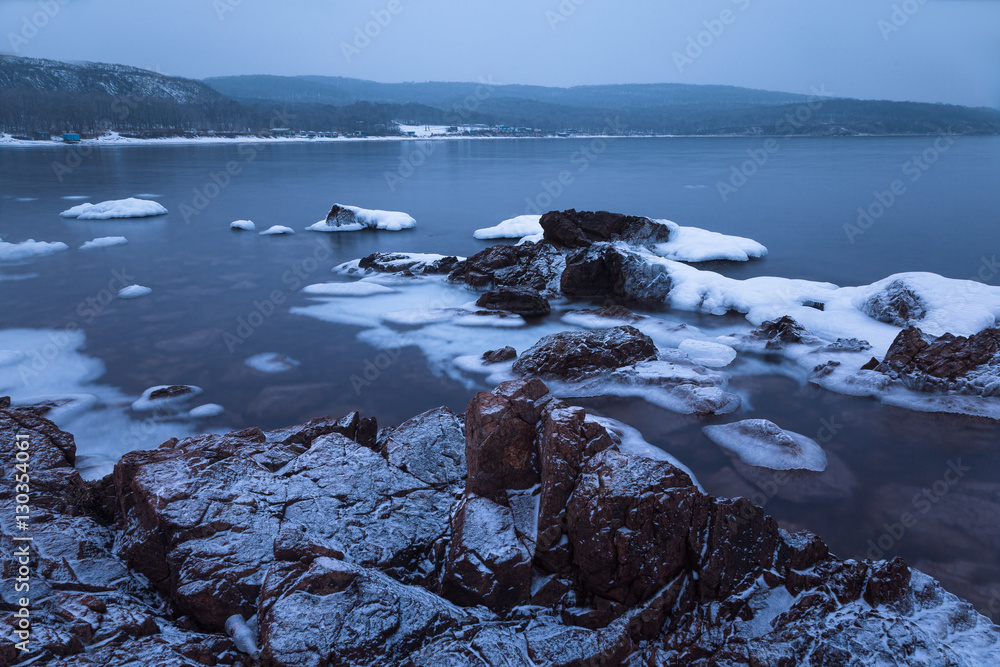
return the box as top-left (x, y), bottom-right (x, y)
top-left (652, 220), bottom-right (768, 263)
top-left (230, 220), bottom-right (256, 231)
top-left (260, 225), bottom-right (295, 235)
top-left (0, 237), bottom-right (69, 261)
top-left (79, 236), bottom-right (128, 250)
top-left (245, 353), bottom-right (301, 374)
top-left (474, 215), bottom-right (543, 240)
top-left (302, 282), bottom-right (398, 297)
top-left (60, 198), bottom-right (168, 220)
top-left (703, 419), bottom-right (828, 472)
top-left (118, 285), bottom-right (152, 299)
top-left (678, 339), bottom-right (738, 367)
top-left (189, 403), bottom-right (225, 418)
top-left (307, 204), bottom-right (416, 232)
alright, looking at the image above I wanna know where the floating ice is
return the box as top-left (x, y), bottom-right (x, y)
top-left (189, 403), bottom-right (225, 418)
top-left (703, 419), bottom-right (828, 472)
top-left (0, 237), bottom-right (69, 261)
top-left (474, 215), bottom-right (543, 240)
top-left (651, 220), bottom-right (767, 263)
top-left (131, 385), bottom-right (203, 412)
top-left (678, 339), bottom-right (738, 367)
top-left (302, 282), bottom-right (398, 297)
top-left (260, 225), bottom-right (295, 235)
top-left (230, 220), bottom-right (256, 231)
top-left (245, 353), bottom-right (301, 374)
top-left (79, 236), bottom-right (128, 250)
top-left (60, 198), bottom-right (168, 220)
top-left (118, 285), bottom-right (152, 299)
top-left (307, 204), bottom-right (416, 232)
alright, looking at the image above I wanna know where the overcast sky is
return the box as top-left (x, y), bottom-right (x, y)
top-left (2, 0), bottom-right (998, 107)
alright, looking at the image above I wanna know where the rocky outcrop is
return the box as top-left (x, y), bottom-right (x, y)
top-left (475, 286), bottom-right (551, 317)
top-left (746, 315), bottom-right (819, 349)
top-left (357, 252), bottom-right (460, 275)
top-left (540, 209), bottom-right (672, 249)
top-left (861, 279), bottom-right (927, 326)
top-left (561, 242), bottom-right (672, 305)
top-left (875, 326), bottom-right (1000, 395)
top-left (512, 326), bottom-right (658, 380)
top-left (482, 346), bottom-right (517, 364)
top-left (448, 242), bottom-right (564, 294)
top-left (3, 390), bottom-right (1000, 666)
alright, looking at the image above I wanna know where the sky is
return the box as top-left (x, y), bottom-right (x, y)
top-left (2, 0), bottom-right (999, 108)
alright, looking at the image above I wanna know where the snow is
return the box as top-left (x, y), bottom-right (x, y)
top-left (587, 415), bottom-right (702, 490)
top-left (474, 215), bottom-right (543, 240)
top-left (703, 419), bottom-right (828, 472)
top-left (302, 282), bottom-right (398, 297)
top-left (0, 237), bottom-right (69, 261)
top-left (118, 285), bottom-right (152, 299)
top-left (307, 204), bottom-right (417, 233)
top-left (397, 124), bottom-right (452, 138)
top-left (79, 236), bottom-right (128, 250)
top-left (260, 225), bottom-right (295, 235)
top-left (651, 219), bottom-right (767, 263)
top-left (60, 197), bottom-right (168, 220)
top-left (245, 353), bottom-right (301, 373)
top-left (230, 220), bottom-right (256, 231)
top-left (678, 339), bottom-right (738, 367)
top-left (189, 403), bottom-right (224, 418)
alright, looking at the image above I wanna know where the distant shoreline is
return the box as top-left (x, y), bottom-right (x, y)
top-left (0, 131), bottom-right (991, 149)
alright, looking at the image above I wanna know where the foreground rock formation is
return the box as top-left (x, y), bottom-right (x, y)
top-left (2, 387), bottom-right (999, 665)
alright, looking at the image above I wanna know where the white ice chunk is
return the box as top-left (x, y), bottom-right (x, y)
top-left (118, 285), bottom-right (151, 299)
top-left (652, 219), bottom-right (767, 263)
top-left (302, 282), bottom-right (398, 297)
top-left (678, 339), bottom-right (738, 367)
top-left (260, 225), bottom-right (295, 235)
top-left (230, 220), bottom-right (256, 231)
top-left (0, 237), bottom-right (69, 261)
top-left (60, 198), bottom-right (167, 219)
top-left (245, 353), bottom-right (301, 373)
top-left (474, 215), bottom-right (543, 240)
top-left (189, 403), bottom-right (225, 418)
top-left (79, 236), bottom-right (128, 250)
top-left (703, 419), bottom-right (828, 472)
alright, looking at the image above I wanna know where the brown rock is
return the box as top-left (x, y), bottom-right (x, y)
top-left (512, 326), bottom-right (658, 380)
top-left (540, 209), bottom-right (672, 249)
top-left (475, 286), bottom-right (551, 317)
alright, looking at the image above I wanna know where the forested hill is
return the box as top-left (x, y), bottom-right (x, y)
top-left (2, 55), bottom-right (998, 137)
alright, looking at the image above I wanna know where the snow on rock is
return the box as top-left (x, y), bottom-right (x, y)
top-left (336, 252), bottom-right (463, 276)
top-left (188, 403), bottom-right (224, 418)
top-left (259, 225), bottom-right (294, 235)
top-left (307, 204), bottom-right (416, 232)
top-left (0, 237), bottom-right (69, 261)
top-left (586, 414), bottom-right (702, 490)
top-left (302, 281), bottom-right (398, 297)
top-left (678, 338), bottom-right (738, 367)
top-left (245, 353), bottom-right (301, 373)
top-left (79, 236), bottom-right (128, 250)
top-left (474, 215), bottom-right (543, 240)
top-left (703, 419), bottom-right (828, 472)
top-left (651, 219), bottom-right (768, 262)
top-left (60, 198), bottom-right (167, 219)
top-left (117, 285), bottom-right (151, 299)
top-left (130, 384), bottom-right (203, 412)
top-left (229, 219), bottom-right (256, 231)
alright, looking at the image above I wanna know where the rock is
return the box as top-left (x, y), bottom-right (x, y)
top-left (512, 326), bottom-right (658, 380)
top-left (822, 337), bottom-right (873, 353)
top-left (747, 315), bottom-right (819, 349)
top-left (358, 252), bottom-right (460, 275)
top-left (861, 279), bottom-right (927, 326)
top-left (540, 209), bottom-right (672, 249)
top-left (577, 304), bottom-right (643, 322)
top-left (475, 286), bottom-right (551, 317)
top-left (482, 346), bottom-right (517, 364)
top-left (381, 406), bottom-right (465, 487)
top-left (876, 326), bottom-right (1000, 396)
top-left (560, 242), bottom-right (672, 306)
top-left (449, 242), bottom-right (565, 294)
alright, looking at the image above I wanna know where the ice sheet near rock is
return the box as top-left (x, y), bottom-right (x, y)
top-left (79, 236), bottom-right (128, 250)
top-left (474, 215), bottom-right (543, 240)
top-left (703, 419), bottom-right (828, 472)
top-left (188, 403), bottom-right (224, 418)
top-left (678, 338), bottom-right (738, 367)
top-left (651, 219), bottom-right (768, 262)
top-left (0, 237), bottom-right (69, 260)
top-left (260, 225), bottom-right (295, 235)
top-left (60, 197), bottom-right (168, 219)
top-left (245, 353), bottom-right (301, 374)
top-left (229, 219), bottom-right (256, 231)
top-left (302, 281), bottom-right (398, 297)
top-left (117, 285), bottom-right (151, 299)
top-left (307, 204), bottom-right (416, 232)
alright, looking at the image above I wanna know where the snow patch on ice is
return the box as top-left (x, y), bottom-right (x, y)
top-left (0, 237), bottom-right (69, 261)
top-left (79, 236), bottom-right (128, 250)
top-left (678, 339), bottom-right (738, 367)
top-left (60, 198), bottom-right (167, 220)
top-left (652, 220), bottom-right (767, 263)
top-left (118, 285), bottom-right (151, 299)
top-left (188, 403), bottom-right (224, 418)
top-left (474, 215), bottom-right (543, 240)
top-left (230, 220), bottom-right (256, 231)
top-left (260, 225), bottom-right (295, 235)
top-left (302, 282), bottom-right (398, 297)
top-left (245, 353), bottom-right (301, 374)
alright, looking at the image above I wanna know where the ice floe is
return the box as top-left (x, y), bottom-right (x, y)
top-left (79, 236), bottom-right (128, 250)
top-left (678, 339), bottom-right (738, 367)
top-left (651, 220), bottom-right (768, 263)
top-left (703, 419), bottom-right (828, 472)
top-left (260, 225), bottom-right (295, 235)
top-left (131, 385), bottom-right (203, 412)
top-left (307, 204), bottom-right (416, 232)
top-left (189, 403), bottom-right (225, 418)
top-left (474, 215), bottom-right (543, 240)
top-left (245, 353), bottom-right (301, 374)
top-left (0, 237), bottom-right (69, 261)
top-left (60, 197), bottom-right (168, 219)
top-left (302, 282), bottom-right (398, 297)
top-left (118, 285), bottom-right (152, 299)
top-left (230, 220), bottom-right (256, 231)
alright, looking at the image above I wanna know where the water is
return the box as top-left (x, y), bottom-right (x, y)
top-left (1, 137), bottom-right (999, 614)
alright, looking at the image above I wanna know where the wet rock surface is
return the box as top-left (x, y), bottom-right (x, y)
top-left (876, 325), bottom-right (1000, 396)
top-left (3, 388), bottom-right (999, 666)
top-left (475, 286), bottom-right (551, 317)
top-left (448, 242), bottom-right (565, 294)
top-left (561, 242), bottom-right (673, 306)
top-left (512, 326), bottom-right (659, 380)
top-left (357, 252), bottom-right (460, 275)
top-left (539, 209), bottom-right (672, 249)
